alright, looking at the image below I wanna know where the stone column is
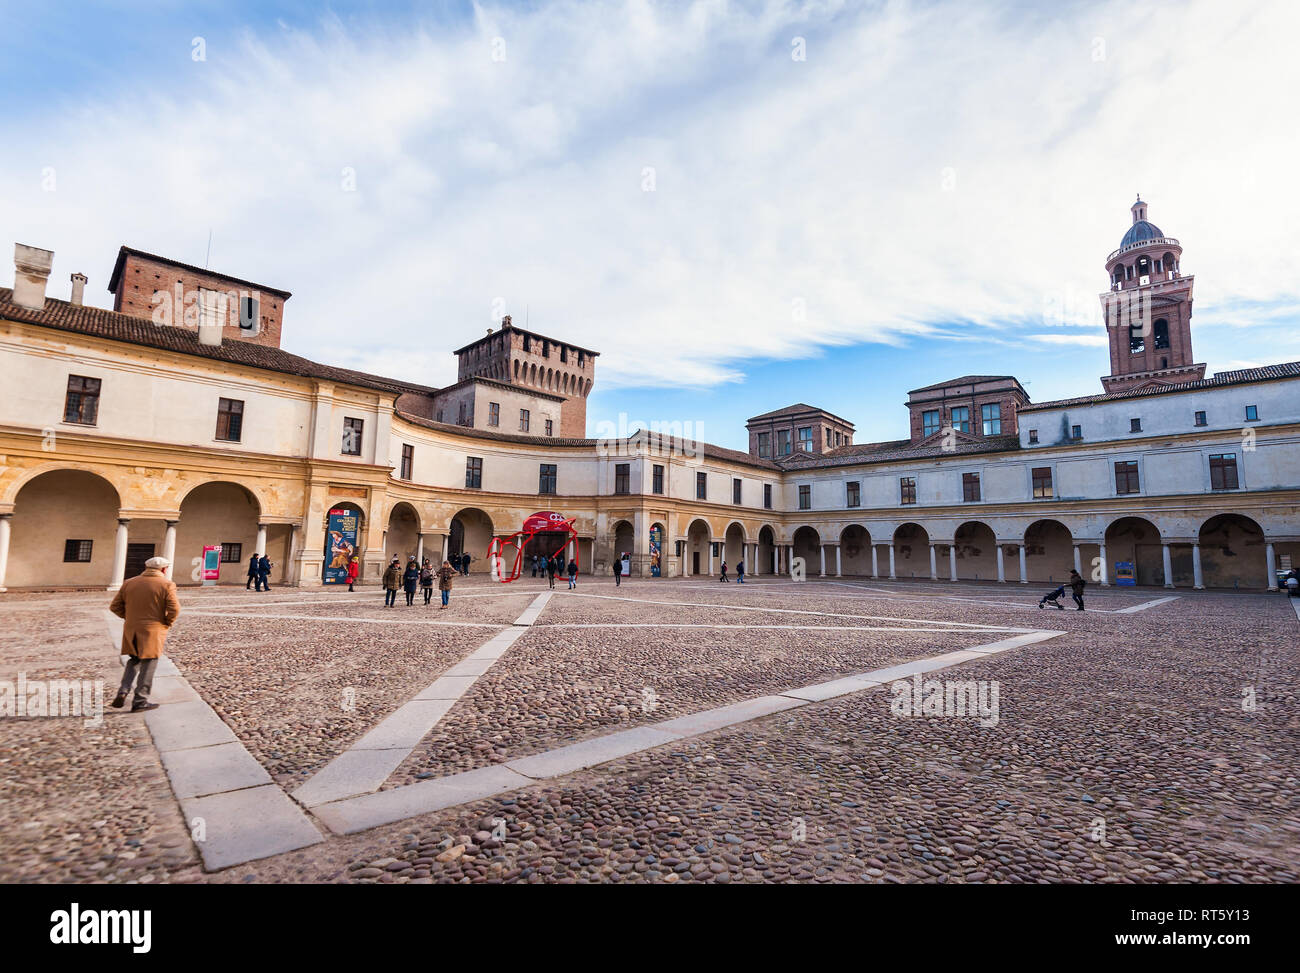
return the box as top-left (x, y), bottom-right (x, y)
top-left (1017, 545), bottom-right (1027, 584)
top-left (1192, 543), bottom-right (1204, 590)
top-left (285, 524), bottom-right (301, 585)
top-left (995, 544), bottom-right (1005, 583)
top-left (928, 544), bottom-right (937, 581)
top-left (949, 545), bottom-right (957, 582)
top-left (871, 545), bottom-right (879, 578)
top-left (1098, 542), bottom-right (1110, 586)
top-left (1072, 544), bottom-right (1083, 577)
top-left (0, 514), bottom-right (11, 592)
top-left (888, 545), bottom-right (896, 580)
top-left (441, 534), bottom-right (449, 562)
top-left (819, 545), bottom-right (826, 577)
top-left (416, 533), bottom-right (425, 563)
top-left (707, 541), bottom-right (714, 576)
top-left (108, 519), bottom-right (130, 591)
top-left (773, 545), bottom-right (780, 575)
top-left (1265, 542), bottom-right (1277, 591)
top-left (835, 544), bottom-right (842, 577)
top-left (162, 520), bottom-right (178, 566)
top-left (1162, 543), bottom-right (1174, 589)
top-left (255, 523), bottom-right (267, 557)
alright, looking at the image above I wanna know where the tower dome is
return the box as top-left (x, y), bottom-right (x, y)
top-left (1120, 218), bottom-right (1164, 248)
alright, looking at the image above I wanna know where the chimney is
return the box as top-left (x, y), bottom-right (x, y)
top-left (12, 244), bottom-right (54, 310)
top-left (502, 315), bottom-right (511, 328)
top-left (197, 289), bottom-right (223, 346)
top-left (70, 272), bottom-right (87, 306)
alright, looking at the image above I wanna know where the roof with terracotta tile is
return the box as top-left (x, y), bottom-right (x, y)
top-left (776, 433), bottom-right (1024, 471)
top-left (747, 403), bottom-right (855, 427)
top-left (1021, 362), bottom-right (1300, 411)
top-left (108, 246), bottom-right (293, 299)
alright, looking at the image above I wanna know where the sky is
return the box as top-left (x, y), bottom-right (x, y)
top-left (2, 0), bottom-right (1298, 451)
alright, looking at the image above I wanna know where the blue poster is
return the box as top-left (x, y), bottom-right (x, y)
top-left (649, 525), bottom-right (662, 577)
top-left (1115, 561), bottom-right (1136, 586)
top-left (324, 508), bottom-right (359, 584)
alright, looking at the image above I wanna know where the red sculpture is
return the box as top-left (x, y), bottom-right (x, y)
top-left (487, 511), bottom-right (579, 582)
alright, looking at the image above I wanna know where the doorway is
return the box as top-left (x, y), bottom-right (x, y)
top-left (692, 551), bottom-right (700, 574)
top-left (125, 543), bottom-right (156, 579)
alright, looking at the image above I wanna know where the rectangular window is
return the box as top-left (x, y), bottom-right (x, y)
top-left (950, 406), bottom-right (970, 433)
top-left (220, 542), bottom-right (242, 563)
top-left (797, 427), bottom-right (813, 452)
top-left (519, 409), bottom-right (530, 432)
top-left (215, 397), bottom-right (243, 441)
top-left (922, 410), bottom-right (940, 437)
top-left (560, 346), bottom-right (568, 363)
top-left (539, 463), bottom-right (557, 495)
top-left (798, 485), bottom-right (811, 510)
top-left (1130, 417), bottom-right (1142, 433)
top-left (1071, 424), bottom-right (1082, 440)
top-left (696, 471), bottom-right (707, 500)
top-left (900, 476), bottom-right (916, 505)
top-left (465, 457), bottom-right (482, 489)
top-left (733, 478), bottom-right (742, 504)
top-left (342, 417), bottom-right (363, 455)
top-left (652, 464), bottom-right (665, 495)
top-left (757, 432), bottom-right (771, 458)
top-left (764, 483), bottom-right (772, 509)
top-left (615, 463), bottom-right (630, 495)
top-left (778, 429), bottom-right (792, 456)
top-left (239, 296), bottom-right (259, 333)
top-left (63, 539), bottom-right (92, 562)
top-left (1114, 460), bottom-right (1140, 495)
top-left (846, 481), bottom-right (860, 507)
top-left (824, 426), bottom-right (831, 447)
top-left (488, 402), bottom-right (500, 427)
top-left (1028, 429), bottom-right (1039, 444)
top-left (981, 403), bottom-right (1001, 435)
top-left (1245, 405), bottom-right (1258, 421)
top-left (545, 419), bottom-right (553, 437)
top-left (400, 443), bottom-right (414, 480)
top-left (1209, 453), bottom-right (1239, 490)
top-left (1032, 466), bottom-right (1053, 499)
top-left (1194, 411), bottom-right (1207, 426)
top-left (64, 375), bottom-right (101, 425)
top-left (962, 472), bottom-right (981, 502)
top-left (457, 402), bottom-right (468, 425)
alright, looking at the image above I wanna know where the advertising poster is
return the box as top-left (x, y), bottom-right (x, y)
top-left (1115, 561), bottom-right (1136, 586)
top-left (201, 545), bottom-right (221, 585)
top-left (649, 525), bottom-right (662, 576)
top-left (324, 508), bottom-right (360, 584)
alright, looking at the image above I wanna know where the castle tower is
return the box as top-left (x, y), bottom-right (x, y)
top-left (1098, 196), bottom-right (1204, 393)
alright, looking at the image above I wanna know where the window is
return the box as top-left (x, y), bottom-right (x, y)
top-left (1209, 453), bottom-right (1239, 490)
top-left (1032, 467), bottom-right (1053, 499)
top-left (1071, 424), bottom-right (1082, 440)
top-left (488, 402), bottom-right (500, 427)
top-left (981, 403), bottom-right (1001, 435)
top-left (342, 417), bottom-right (363, 455)
top-left (798, 485), bottom-right (811, 510)
top-left (64, 375), bottom-right (101, 425)
top-left (950, 406), bottom-right (970, 433)
top-left (824, 426), bottom-right (831, 446)
top-left (1114, 460), bottom-right (1140, 495)
top-left (615, 463), bottom-right (630, 495)
top-left (900, 477), bottom-right (916, 505)
top-left (523, 335), bottom-right (531, 352)
top-left (962, 472), bottom-right (981, 502)
top-left (757, 432), bottom-right (771, 458)
top-left (922, 410), bottom-right (940, 437)
top-left (545, 419), bottom-right (553, 437)
top-left (539, 463), bottom-right (557, 494)
top-left (63, 539), bottom-right (92, 562)
top-left (239, 296), bottom-right (259, 333)
top-left (1130, 418), bottom-right (1142, 433)
top-left (1194, 411), bottom-right (1207, 427)
top-left (733, 478), bottom-right (742, 504)
top-left (465, 457), bottom-right (482, 489)
top-left (1028, 429), bottom-right (1039, 444)
top-left (846, 481), bottom-right (860, 507)
top-left (1245, 405), bottom-right (1258, 421)
top-left (400, 444), bottom-right (414, 480)
top-left (652, 464), bottom-right (665, 495)
top-left (1153, 318), bottom-right (1169, 350)
top-left (457, 402), bottom-right (467, 425)
top-left (696, 471), bottom-right (707, 500)
top-left (519, 409), bottom-right (530, 432)
top-left (219, 543), bottom-right (242, 563)
top-left (797, 427), bottom-right (813, 452)
top-left (215, 397), bottom-right (243, 441)
top-left (560, 346), bottom-right (568, 363)
top-left (763, 483), bottom-right (772, 509)
top-left (778, 429), bottom-right (792, 456)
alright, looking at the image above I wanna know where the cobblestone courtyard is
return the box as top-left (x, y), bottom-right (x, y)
top-left (1, 576), bottom-right (1295, 884)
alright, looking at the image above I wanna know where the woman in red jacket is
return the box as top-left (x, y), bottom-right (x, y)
top-left (345, 556), bottom-right (360, 592)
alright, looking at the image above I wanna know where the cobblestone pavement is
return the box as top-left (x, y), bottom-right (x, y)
top-left (2, 579), bottom-right (1295, 883)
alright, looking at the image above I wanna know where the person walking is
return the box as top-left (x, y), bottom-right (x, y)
top-left (532, 554), bottom-right (539, 578)
top-left (257, 553), bottom-right (272, 591)
top-left (737, 560), bottom-right (745, 584)
top-left (436, 559), bottom-right (456, 609)
top-left (461, 552), bottom-right (472, 576)
top-left (382, 556), bottom-right (401, 607)
top-left (719, 561), bottom-right (729, 582)
top-left (613, 555), bottom-right (622, 587)
top-left (402, 556), bottom-right (420, 606)
top-left (346, 555), bottom-right (360, 592)
top-left (420, 558), bottom-right (435, 605)
top-left (109, 555), bottom-right (180, 713)
top-left (567, 557), bottom-right (578, 589)
top-left (546, 554), bottom-right (557, 589)
top-left (1068, 569), bottom-right (1086, 611)
top-left (245, 552), bottom-right (259, 590)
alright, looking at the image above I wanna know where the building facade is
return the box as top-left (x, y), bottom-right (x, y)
top-left (0, 200), bottom-right (1296, 592)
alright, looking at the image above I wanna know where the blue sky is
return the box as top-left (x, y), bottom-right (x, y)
top-left (3, 0), bottom-right (1298, 451)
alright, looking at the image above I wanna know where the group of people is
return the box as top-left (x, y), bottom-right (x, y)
top-left (244, 553), bottom-right (273, 591)
top-left (717, 560), bottom-right (746, 583)
top-left (382, 556), bottom-right (458, 608)
top-left (531, 553), bottom-right (579, 589)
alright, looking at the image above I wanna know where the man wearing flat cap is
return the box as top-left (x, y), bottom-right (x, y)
top-left (108, 555), bottom-right (181, 713)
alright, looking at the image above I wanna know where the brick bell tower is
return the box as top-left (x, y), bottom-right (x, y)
top-left (1098, 196), bottom-right (1205, 394)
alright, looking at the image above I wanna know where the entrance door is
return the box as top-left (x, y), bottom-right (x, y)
top-left (693, 551), bottom-right (700, 575)
top-left (125, 543), bottom-right (155, 579)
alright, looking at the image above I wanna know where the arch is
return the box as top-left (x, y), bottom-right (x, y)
top-left (529, 363), bottom-right (538, 385)
top-left (758, 524), bottom-right (777, 574)
top-left (1104, 516), bottom-right (1164, 585)
top-left (1152, 317), bottom-right (1170, 350)
top-left (175, 481), bottom-right (267, 584)
top-left (839, 523), bottom-right (872, 575)
top-left (792, 525), bottom-right (821, 573)
top-left (1197, 513), bottom-right (1267, 589)
top-left (9, 469), bottom-right (122, 588)
top-left (892, 522), bottom-right (930, 578)
top-left (385, 501), bottom-right (422, 564)
top-left (1023, 518), bottom-right (1074, 583)
top-left (685, 517), bottom-right (712, 576)
top-left (723, 521), bottom-right (746, 569)
top-left (612, 519), bottom-right (635, 566)
top-left (3, 461), bottom-right (123, 507)
top-left (947, 520), bottom-right (996, 580)
top-left (513, 360), bottom-right (520, 381)
top-left (1162, 251), bottom-right (1176, 274)
top-left (178, 479), bottom-right (264, 517)
top-left (449, 507), bottom-right (495, 573)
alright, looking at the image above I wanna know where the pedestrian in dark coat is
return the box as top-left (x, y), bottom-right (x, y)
top-left (403, 557), bottom-right (419, 606)
top-left (546, 555), bottom-right (557, 589)
top-left (420, 559), bottom-right (435, 605)
top-left (719, 561), bottom-right (729, 582)
top-left (245, 553), bottom-right (259, 590)
top-left (567, 558), bottom-right (578, 589)
top-left (737, 560), bottom-right (745, 584)
top-left (1068, 569), bottom-right (1086, 611)
top-left (532, 555), bottom-right (539, 578)
top-left (461, 552), bottom-right (472, 576)
top-left (613, 556), bottom-right (622, 587)
top-left (382, 557), bottom-right (401, 607)
top-left (257, 554), bottom-right (272, 591)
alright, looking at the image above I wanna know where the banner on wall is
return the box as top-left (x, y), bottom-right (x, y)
top-left (201, 546), bottom-right (221, 585)
top-left (324, 508), bottom-right (360, 584)
top-left (1115, 561), bottom-right (1136, 586)
top-left (649, 525), bottom-right (662, 577)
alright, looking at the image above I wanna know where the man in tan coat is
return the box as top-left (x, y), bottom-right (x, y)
top-left (109, 555), bottom-right (181, 712)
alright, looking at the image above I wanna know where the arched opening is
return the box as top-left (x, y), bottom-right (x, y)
top-left (724, 522), bottom-right (746, 570)
top-left (1023, 519), bottom-right (1074, 583)
top-left (1105, 516), bottom-right (1165, 586)
top-left (449, 507), bottom-right (495, 573)
top-left (9, 469), bottom-right (121, 588)
top-left (612, 519), bottom-right (634, 572)
top-left (892, 522), bottom-right (929, 578)
top-left (384, 502), bottom-right (421, 565)
top-left (1152, 318), bottom-right (1169, 350)
top-left (792, 525), bottom-right (821, 575)
top-left (686, 518), bottom-right (711, 576)
top-left (1161, 251), bottom-right (1176, 275)
top-left (1198, 514), bottom-right (1267, 588)
top-left (178, 481), bottom-right (265, 585)
top-left (758, 525), bottom-right (777, 575)
top-left (839, 524), bottom-right (871, 575)
top-left (953, 521), bottom-right (997, 581)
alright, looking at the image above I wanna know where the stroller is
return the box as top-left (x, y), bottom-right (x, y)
top-left (1038, 584), bottom-right (1067, 610)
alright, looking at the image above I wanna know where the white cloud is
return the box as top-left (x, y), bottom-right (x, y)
top-left (1029, 334), bottom-right (1108, 347)
top-left (1, 0), bottom-right (1297, 392)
